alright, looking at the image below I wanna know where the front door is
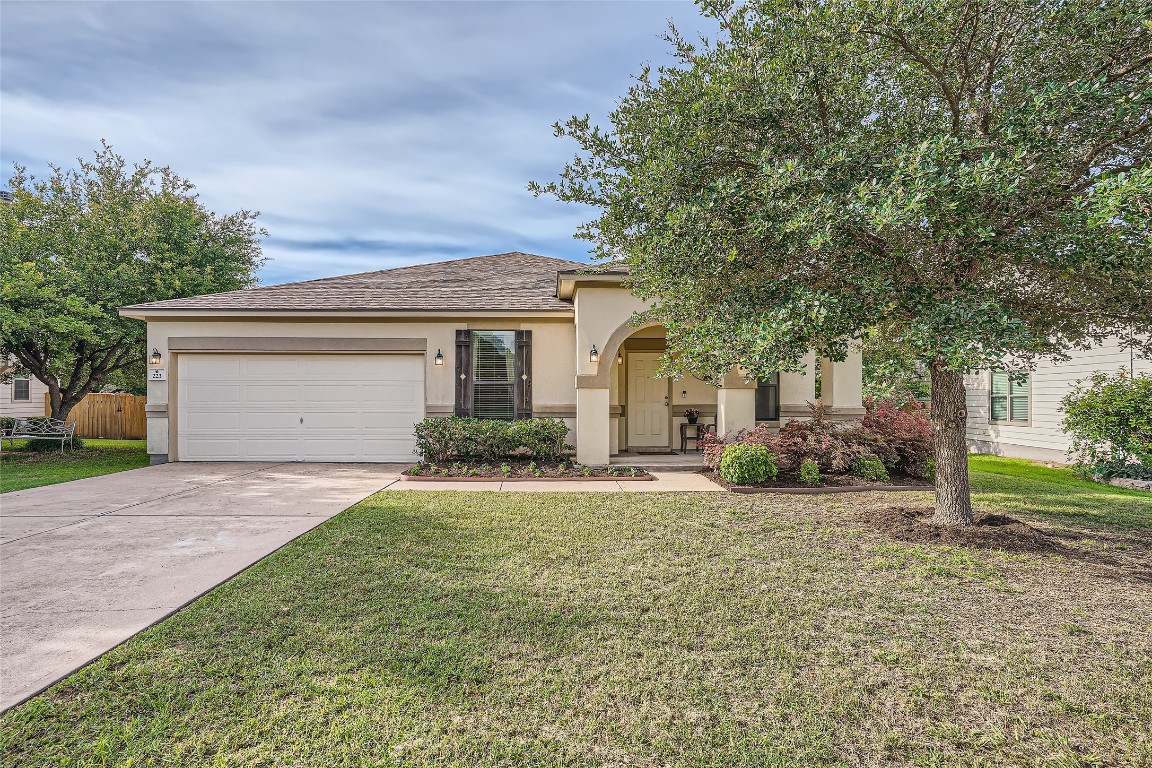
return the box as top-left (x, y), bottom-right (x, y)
top-left (627, 352), bottom-right (669, 448)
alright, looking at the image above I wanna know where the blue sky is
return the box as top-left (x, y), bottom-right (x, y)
top-left (1, 1), bottom-right (707, 285)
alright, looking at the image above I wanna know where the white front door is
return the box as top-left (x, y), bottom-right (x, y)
top-left (627, 352), bottom-right (668, 448)
top-left (177, 353), bottom-right (425, 462)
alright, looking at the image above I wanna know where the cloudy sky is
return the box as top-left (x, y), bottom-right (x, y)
top-left (1, 1), bottom-right (707, 285)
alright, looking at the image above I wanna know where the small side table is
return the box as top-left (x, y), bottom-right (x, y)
top-left (679, 422), bottom-right (711, 454)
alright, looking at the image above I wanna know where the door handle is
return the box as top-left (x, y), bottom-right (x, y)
top-left (299, 417), bottom-right (304, 424)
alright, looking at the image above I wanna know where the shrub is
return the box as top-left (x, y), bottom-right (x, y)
top-left (1061, 371), bottom-right (1152, 480)
top-left (851, 395), bottom-right (934, 476)
top-left (19, 436), bottom-right (85, 452)
top-left (850, 453), bottom-right (890, 482)
top-left (799, 459), bottom-right (820, 486)
top-left (699, 428), bottom-right (727, 469)
top-left (719, 444), bottom-right (778, 484)
top-left (412, 417), bottom-right (572, 463)
top-left (765, 412), bottom-right (860, 473)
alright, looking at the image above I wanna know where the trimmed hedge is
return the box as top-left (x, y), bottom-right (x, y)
top-left (413, 417), bottom-right (572, 463)
top-left (719, 444), bottom-right (778, 484)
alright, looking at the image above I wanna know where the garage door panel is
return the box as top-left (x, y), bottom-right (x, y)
top-left (183, 357), bottom-right (241, 377)
top-left (178, 353), bottom-right (423, 462)
top-left (184, 384), bottom-right (242, 405)
top-left (243, 357), bottom-right (301, 378)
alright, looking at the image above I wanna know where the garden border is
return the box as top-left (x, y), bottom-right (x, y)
top-left (401, 474), bottom-right (655, 483)
top-left (729, 484), bottom-right (930, 495)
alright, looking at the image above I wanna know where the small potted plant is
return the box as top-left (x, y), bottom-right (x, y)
top-left (684, 407), bottom-right (700, 424)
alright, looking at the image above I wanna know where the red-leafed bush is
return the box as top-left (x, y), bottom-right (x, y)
top-left (703, 397), bottom-right (934, 479)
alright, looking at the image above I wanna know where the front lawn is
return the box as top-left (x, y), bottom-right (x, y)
top-left (4, 463), bottom-right (1149, 766)
top-left (0, 439), bottom-right (149, 493)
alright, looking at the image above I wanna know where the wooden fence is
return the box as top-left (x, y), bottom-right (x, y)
top-left (44, 393), bottom-right (147, 440)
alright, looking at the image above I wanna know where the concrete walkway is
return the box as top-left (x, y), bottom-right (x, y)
top-left (0, 462), bottom-right (401, 712)
top-left (389, 472), bottom-right (724, 492)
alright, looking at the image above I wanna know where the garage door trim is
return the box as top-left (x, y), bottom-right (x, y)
top-left (168, 337), bottom-right (427, 353)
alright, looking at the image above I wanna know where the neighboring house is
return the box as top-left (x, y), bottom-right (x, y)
top-left (0, 364), bottom-right (49, 419)
top-left (965, 338), bottom-right (1150, 462)
top-left (119, 252), bottom-right (864, 466)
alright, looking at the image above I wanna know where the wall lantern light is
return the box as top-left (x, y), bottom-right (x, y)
top-left (434, 349), bottom-right (445, 366)
top-left (589, 345), bottom-right (599, 364)
top-left (149, 348), bottom-right (162, 366)
top-left (616, 351), bottom-right (624, 365)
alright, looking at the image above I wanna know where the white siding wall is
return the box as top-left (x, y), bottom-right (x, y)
top-left (966, 339), bottom-right (1149, 461)
top-left (0, 376), bottom-right (48, 418)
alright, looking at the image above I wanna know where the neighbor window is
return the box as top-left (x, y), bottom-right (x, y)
top-left (756, 373), bottom-right (780, 421)
top-left (12, 377), bottom-right (29, 401)
top-left (990, 371), bottom-right (1029, 423)
top-left (472, 330), bottom-right (516, 420)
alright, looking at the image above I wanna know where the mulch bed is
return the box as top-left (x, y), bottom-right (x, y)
top-left (857, 506), bottom-right (1059, 553)
top-left (707, 470), bottom-right (932, 493)
top-left (403, 460), bottom-right (652, 481)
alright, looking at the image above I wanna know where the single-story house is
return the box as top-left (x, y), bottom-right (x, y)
top-left (120, 252), bottom-right (865, 465)
top-left (965, 338), bottom-right (1149, 462)
top-left (0, 359), bottom-right (49, 419)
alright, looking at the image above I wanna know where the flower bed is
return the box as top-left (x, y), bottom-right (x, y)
top-left (700, 396), bottom-right (936, 492)
top-left (403, 460), bottom-right (653, 481)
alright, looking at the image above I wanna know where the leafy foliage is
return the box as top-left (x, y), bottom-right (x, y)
top-left (718, 443), bottom-right (778, 484)
top-left (799, 459), bottom-right (821, 486)
top-left (1, 142), bottom-right (266, 419)
top-left (850, 454), bottom-right (891, 482)
top-left (413, 417), bottom-right (573, 464)
top-left (1060, 371), bottom-right (1152, 479)
top-left (534, 0), bottom-right (1152, 521)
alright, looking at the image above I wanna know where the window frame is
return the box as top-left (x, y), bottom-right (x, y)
top-left (12, 377), bottom-right (30, 401)
top-left (989, 370), bottom-right (1030, 425)
top-left (471, 330), bottom-right (518, 421)
top-left (755, 373), bottom-right (780, 421)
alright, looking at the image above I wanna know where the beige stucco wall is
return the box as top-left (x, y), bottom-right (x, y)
top-left (143, 317), bottom-right (577, 458)
top-left (965, 339), bottom-right (1150, 462)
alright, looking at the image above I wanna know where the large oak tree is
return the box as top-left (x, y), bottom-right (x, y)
top-left (1, 143), bottom-right (266, 420)
top-left (534, 0), bottom-right (1152, 524)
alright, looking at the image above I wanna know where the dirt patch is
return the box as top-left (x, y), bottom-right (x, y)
top-left (858, 506), bottom-right (1060, 554)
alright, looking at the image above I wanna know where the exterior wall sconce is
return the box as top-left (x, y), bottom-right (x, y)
top-left (149, 348), bottom-right (162, 366)
top-left (589, 345), bottom-right (599, 364)
top-left (434, 349), bottom-right (444, 366)
top-left (616, 351), bottom-right (624, 365)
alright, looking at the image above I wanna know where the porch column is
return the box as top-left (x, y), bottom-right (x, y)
top-left (716, 371), bottom-right (757, 436)
top-left (575, 386), bottom-right (611, 466)
top-left (820, 346), bottom-right (865, 421)
top-left (778, 350), bottom-right (816, 421)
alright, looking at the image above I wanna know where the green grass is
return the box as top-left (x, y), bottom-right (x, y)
top-left (0, 439), bottom-right (149, 493)
top-left (969, 453), bottom-right (1152, 531)
top-left (4, 466), bottom-right (1150, 767)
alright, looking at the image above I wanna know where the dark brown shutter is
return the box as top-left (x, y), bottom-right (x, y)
top-left (454, 329), bottom-right (472, 416)
top-left (515, 330), bottom-right (532, 419)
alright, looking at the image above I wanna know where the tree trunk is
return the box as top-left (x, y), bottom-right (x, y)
top-left (929, 364), bottom-right (974, 525)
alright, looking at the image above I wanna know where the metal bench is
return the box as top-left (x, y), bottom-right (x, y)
top-left (2, 418), bottom-right (77, 451)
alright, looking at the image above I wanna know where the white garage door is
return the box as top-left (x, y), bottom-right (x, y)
top-left (177, 353), bottom-right (424, 462)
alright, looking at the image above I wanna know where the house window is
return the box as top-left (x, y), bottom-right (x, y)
top-left (990, 371), bottom-right (1029, 424)
top-left (12, 377), bottom-right (30, 401)
top-left (472, 330), bottom-right (516, 420)
top-left (756, 373), bottom-right (779, 421)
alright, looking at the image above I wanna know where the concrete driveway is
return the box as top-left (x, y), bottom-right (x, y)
top-left (0, 462), bottom-right (401, 712)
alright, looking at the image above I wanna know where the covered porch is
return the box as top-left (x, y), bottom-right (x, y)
top-left (558, 268), bottom-right (863, 466)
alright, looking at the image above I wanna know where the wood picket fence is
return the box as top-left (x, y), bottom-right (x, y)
top-left (44, 393), bottom-right (147, 440)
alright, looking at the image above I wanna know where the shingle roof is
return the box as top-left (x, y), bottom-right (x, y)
top-left (122, 252), bottom-right (586, 313)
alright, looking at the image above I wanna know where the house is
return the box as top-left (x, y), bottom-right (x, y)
top-left (965, 339), bottom-right (1149, 462)
top-left (0, 360), bottom-right (49, 419)
top-left (119, 252), bottom-right (865, 465)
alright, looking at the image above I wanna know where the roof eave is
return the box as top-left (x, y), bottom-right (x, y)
top-left (118, 307), bottom-right (576, 321)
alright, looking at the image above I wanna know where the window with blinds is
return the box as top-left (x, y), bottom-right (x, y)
top-left (13, 378), bottom-right (29, 401)
top-left (472, 331), bottom-right (516, 420)
top-left (990, 371), bottom-right (1029, 423)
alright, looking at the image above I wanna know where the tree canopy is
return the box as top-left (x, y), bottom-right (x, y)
top-left (534, 0), bottom-right (1152, 523)
top-left (1, 143), bottom-right (266, 418)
